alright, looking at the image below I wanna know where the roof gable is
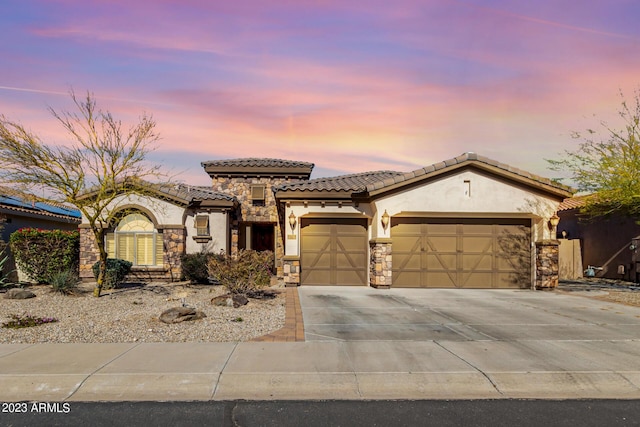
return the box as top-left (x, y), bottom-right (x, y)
top-left (364, 152), bottom-right (573, 199)
top-left (274, 153), bottom-right (573, 200)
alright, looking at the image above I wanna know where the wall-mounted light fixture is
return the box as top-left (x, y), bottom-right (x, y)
top-left (288, 211), bottom-right (297, 232)
top-left (548, 213), bottom-right (560, 239)
top-left (381, 210), bottom-right (390, 231)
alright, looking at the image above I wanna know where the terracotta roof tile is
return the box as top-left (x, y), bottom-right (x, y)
top-left (558, 196), bottom-right (588, 211)
top-left (201, 158), bottom-right (314, 169)
top-left (155, 183), bottom-right (236, 203)
top-left (275, 171), bottom-right (404, 193)
top-left (275, 152), bottom-right (573, 198)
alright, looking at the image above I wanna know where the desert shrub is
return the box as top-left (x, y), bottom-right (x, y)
top-left (92, 258), bottom-right (132, 289)
top-left (2, 314), bottom-right (58, 329)
top-left (49, 269), bottom-right (80, 294)
top-left (181, 252), bottom-right (225, 284)
top-left (208, 250), bottom-right (274, 294)
top-left (9, 228), bottom-right (79, 283)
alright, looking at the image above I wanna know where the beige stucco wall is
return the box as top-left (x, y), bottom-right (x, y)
top-left (80, 193), bottom-right (230, 255)
top-left (371, 170), bottom-right (562, 241)
top-left (281, 169), bottom-right (564, 267)
top-left (184, 209), bottom-right (229, 254)
top-left (284, 202), bottom-right (373, 257)
top-left (80, 193), bottom-right (185, 225)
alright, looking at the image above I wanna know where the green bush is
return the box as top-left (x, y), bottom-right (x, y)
top-left (181, 252), bottom-right (225, 284)
top-left (9, 228), bottom-right (79, 283)
top-left (49, 269), bottom-right (80, 294)
top-left (208, 250), bottom-right (274, 295)
top-left (92, 258), bottom-right (132, 289)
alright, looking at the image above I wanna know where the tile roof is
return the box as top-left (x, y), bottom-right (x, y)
top-left (365, 152), bottom-right (573, 194)
top-left (154, 184), bottom-right (236, 204)
top-left (201, 158), bottom-right (314, 169)
top-left (558, 196), bottom-right (588, 211)
top-left (276, 171), bottom-right (404, 192)
top-left (274, 152), bottom-right (573, 198)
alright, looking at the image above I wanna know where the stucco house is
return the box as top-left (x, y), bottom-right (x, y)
top-left (78, 153), bottom-right (573, 289)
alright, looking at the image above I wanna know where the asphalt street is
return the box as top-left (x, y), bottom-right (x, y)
top-left (2, 400), bottom-right (639, 427)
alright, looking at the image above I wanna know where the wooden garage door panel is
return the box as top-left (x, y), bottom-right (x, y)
top-left (425, 272), bottom-right (456, 287)
top-left (300, 218), bottom-right (368, 286)
top-left (392, 218), bottom-right (531, 288)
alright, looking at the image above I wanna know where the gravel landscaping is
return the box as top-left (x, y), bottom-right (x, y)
top-left (2, 277), bottom-right (639, 345)
top-left (0, 281), bottom-right (285, 344)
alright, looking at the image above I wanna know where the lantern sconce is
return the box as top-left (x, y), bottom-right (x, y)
top-left (548, 213), bottom-right (560, 238)
top-left (381, 210), bottom-right (390, 231)
top-left (288, 211), bottom-right (297, 232)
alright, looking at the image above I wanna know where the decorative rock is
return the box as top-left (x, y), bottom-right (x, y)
top-left (4, 288), bottom-right (36, 299)
top-left (211, 293), bottom-right (249, 308)
top-left (159, 307), bottom-right (206, 324)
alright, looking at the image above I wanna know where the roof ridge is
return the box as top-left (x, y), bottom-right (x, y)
top-left (201, 157), bottom-right (314, 166)
top-left (307, 170), bottom-right (402, 182)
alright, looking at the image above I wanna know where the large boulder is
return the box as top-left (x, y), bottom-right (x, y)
top-left (211, 293), bottom-right (248, 308)
top-left (3, 288), bottom-right (36, 300)
top-left (159, 307), bottom-right (206, 324)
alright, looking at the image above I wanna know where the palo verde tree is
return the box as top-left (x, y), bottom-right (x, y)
top-left (0, 91), bottom-right (165, 296)
top-left (548, 89), bottom-right (640, 218)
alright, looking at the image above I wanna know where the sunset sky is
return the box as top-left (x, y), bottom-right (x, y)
top-left (1, 0), bottom-right (639, 186)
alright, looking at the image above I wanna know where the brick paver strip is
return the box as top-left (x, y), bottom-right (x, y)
top-left (250, 287), bottom-right (305, 342)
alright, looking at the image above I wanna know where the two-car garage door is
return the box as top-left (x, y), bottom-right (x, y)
top-left (391, 218), bottom-right (532, 289)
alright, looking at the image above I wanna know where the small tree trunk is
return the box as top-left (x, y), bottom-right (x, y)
top-left (93, 230), bottom-right (107, 298)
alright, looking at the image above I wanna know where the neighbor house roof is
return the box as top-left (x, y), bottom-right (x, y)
top-left (201, 158), bottom-right (314, 179)
top-left (0, 193), bottom-right (81, 223)
top-left (275, 152), bottom-right (574, 200)
top-left (558, 195), bottom-right (589, 212)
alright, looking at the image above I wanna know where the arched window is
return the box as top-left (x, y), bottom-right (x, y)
top-left (106, 213), bottom-right (163, 266)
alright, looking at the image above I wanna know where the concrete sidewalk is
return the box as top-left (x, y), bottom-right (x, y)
top-left (1, 287), bottom-right (640, 402)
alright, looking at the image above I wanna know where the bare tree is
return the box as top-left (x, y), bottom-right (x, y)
top-left (0, 91), bottom-right (165, 296)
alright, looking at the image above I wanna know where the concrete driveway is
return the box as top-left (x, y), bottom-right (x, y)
top-left (298, 286), bottom-right (640, 342)
top-left (293, 286), bottom-right (640, 398)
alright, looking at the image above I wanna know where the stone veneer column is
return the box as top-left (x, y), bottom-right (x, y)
top-left (535, 240), bottom-right (559, 290)
top-left (162, 227), bottom-right (185, 281)
top-left (79, 226), bottom-right (100, 281)
top-left (282, 256), bottom-right (300, 287)
top-left (370, 239), bottom-right (392, 289)
top-left (230, 228), bottom-right (239, 259)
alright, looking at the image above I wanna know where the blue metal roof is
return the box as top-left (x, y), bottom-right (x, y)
top-left (0, 195), bottom-right (81, 218)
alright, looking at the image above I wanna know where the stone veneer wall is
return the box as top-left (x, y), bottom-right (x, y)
top-left (161, 227), bottom-right (185, 281)
top-left (211, 176), bottom-right (296, 277)
top-left (535, 240), bottom-right (559, 289)
top-left (370, 239), bottom-right (392, 288)
top-left (282, 256), bottom-right (301, 287)
top-left (79, 227), bottom-right (99, 280)
top-left (79, 226), bottom-right (186, 282)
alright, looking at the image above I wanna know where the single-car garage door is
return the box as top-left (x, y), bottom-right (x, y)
top-left (300, 217), bottom-right (368, 286)
top-left (391, 218), bottom-right (531, 288)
